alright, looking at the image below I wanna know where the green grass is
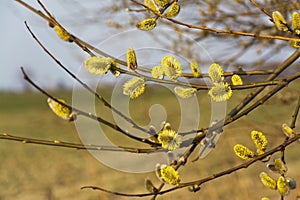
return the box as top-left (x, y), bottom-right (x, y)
top-left (0, 81), bottom-right (299, 200)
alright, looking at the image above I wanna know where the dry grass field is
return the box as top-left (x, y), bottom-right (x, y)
top-left (0, 80), bottom-right (299, 200)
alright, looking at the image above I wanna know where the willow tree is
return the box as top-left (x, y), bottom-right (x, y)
top-left (2, 0), bottom-right (300, 199)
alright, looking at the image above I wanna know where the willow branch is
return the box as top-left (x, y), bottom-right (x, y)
top-left (227, 49), bottom-right (300, 118)
top-left (290, 95), bottom-right (300, 129)
top-left (23, 15), bottom-right (277, 92)
top-left (248, 0), bottom-right (271, 18)
top-left (169, 18), bottom-right (299, 41)
top-left (15, 0), bottom-right (126, 64)
top-left (130, 0), bottom-right (300, 42)
top-left (20, 67), bottom-right (158, 146)
top-left (18, 0), bottom-right (160, 75)
top-left (0, 133), bottom-right (158, 153)
top-left (81, 185), bottom-right (152, 197)
top-left (145, 75), bottom-right (287, 91)
top-left (82, 133), bottom-right (300, 197)
top-left (176, 132), bottom-right (300, 190)
top-left (188, 70), bottom-right (274, 78)
top-left (24, 21), bottom-right (150, 134)
top-left (185, 70), bottom-right (300, 136)
top-left (226, 71), bottom-right (300, 125)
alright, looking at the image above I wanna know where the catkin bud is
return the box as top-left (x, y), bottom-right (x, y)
top-left (292, 12), bottom-right (300, 34)
top-left (136, 18), bottom-right (157, 31)
top-left (272, 11), bottom-right (288, 31)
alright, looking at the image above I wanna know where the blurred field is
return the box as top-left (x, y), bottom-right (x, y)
top-left (0, 80), bottom-right (299, 200)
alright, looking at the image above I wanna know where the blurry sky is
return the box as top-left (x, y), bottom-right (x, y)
top-left (0, 0), bottom-right (115, 91)
top-left (1, 1), bottom-right (63, 91)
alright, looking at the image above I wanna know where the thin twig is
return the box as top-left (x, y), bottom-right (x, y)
top-left (227, 49), bottom-right (300, 119)
top-left (248, 0), bottom-right (271, 18)
top-left (15, 0), bottom-right (125, 64)
top-left (186, 70), bottom-right (300, 137)
top-left (24, 21), bottom-right (150, 134)
top-left (81, 185), bottom-right (152, 197)
top-left (0, 133), bottom-right (158, 153)
top-left (20, 67), bottom-right (158, 146)
top-left (290, 95), bottom-right (300, 129)
top-left (226, 71), bottom-right (300, 125)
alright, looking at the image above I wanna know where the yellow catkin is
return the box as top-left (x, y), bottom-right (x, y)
top-left (144, 0), bottom-right (158, 11)
top-left (174, 87), bottom-right (197, 99)
top-left (157, 129), bottom-right (182, 150)
top-left (277, 176), bottom-right (289, 196)
top-left (123, 77), bottom-right (146, 99)
top-left (164, 2), bottom-right (180, 18)
top-left (231, 74), bottom-right (243, 85)
top-left (208, 63), bottom-right (224, 83)
top-left (289, 39), bottom-right (300, 49)
top-left (190, 60), bottom-right (201, 78)
top-left (136, 18), bottom-right (157, 31)
top-left (208, 82), bottom-right (232, 102)
top-left (126, 48), bottom-right (137, 70)
top-left (234, 144), bottom-right (254, 160)
top-left (161, 55), bottom-right (182, 80)
top-left (54, 25), bottom-right (72, 42)
top-left (292, 12), bottom-right (300, 34)
top-left (160, 165), bottom-right (180, 185)
top-left (47, 98), bottom-right (73, 120)
top-left (84, 57), bottom-right (113, 75)
top-left (151, 66), bottom-right (164, 79)
top-left (272, 11), bottom-right (288, 31)
top-left (260, 172), bottom-right (277, 190)
top-left (274, 158), bottom-right (287, 174)
top-left (282, 123), bottom-right (295, 138)
top-left (154, 0), bottom-right (168, 7)
top-left (251, 130), bottom-right (267, 152)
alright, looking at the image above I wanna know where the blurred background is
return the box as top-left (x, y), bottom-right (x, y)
top-left (1, 0), bottom-right (299, 91)
top-left (1, 1), bottom-right (300, 199)
top-left (1, 0), bottom-right (120, 91)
